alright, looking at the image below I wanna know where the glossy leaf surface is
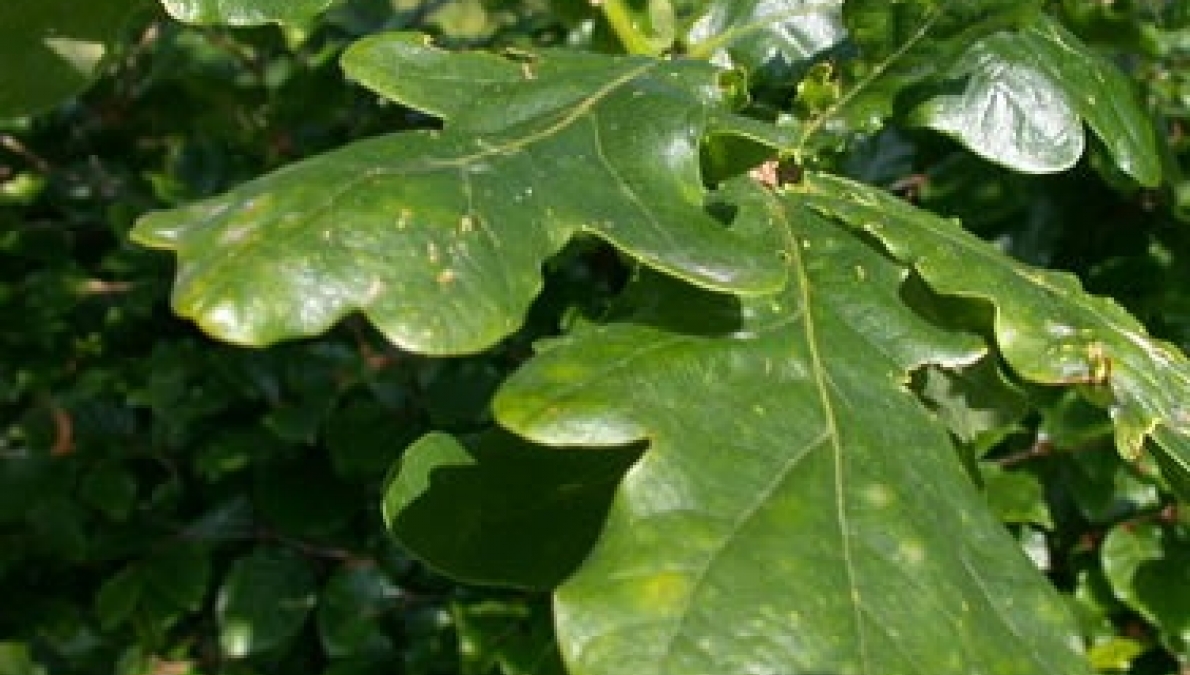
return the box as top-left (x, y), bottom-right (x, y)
top-left (685, 0), bottom-right (845, 79)
top-left (216, 548), bottom-right (316, 657)
top-left (798, 173), bottom-right (1190, 494)
top-left (493, 181), bottom-right (1089, 675)
top-left (158, 0), bottom-right (334, 25)
top-left (131, 33), bottom-right (786, 354)
top-left (915, 16), bottom-right (1161, 184)
top-left (796, 0), bottom-right (1040, 149)
top-left (0, 0), bottom-right (144, 117)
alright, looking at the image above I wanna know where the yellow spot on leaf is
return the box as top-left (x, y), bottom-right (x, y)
top-left (637, 571), bottom-right (689, 609)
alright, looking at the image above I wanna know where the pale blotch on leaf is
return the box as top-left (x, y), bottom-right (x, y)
top-left (637, 571), bottom-right (690, 609)
top-left (897, 538), bottom-right (927, 565)
top-left (44, 37), bottom-right (105, 75)
top-left (862, 483), bottom-right (893, 508)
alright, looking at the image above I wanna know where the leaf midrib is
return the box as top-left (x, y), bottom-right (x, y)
top-left (174, 60), bottom-right (663, 328)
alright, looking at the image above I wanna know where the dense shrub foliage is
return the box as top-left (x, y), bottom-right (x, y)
top-left (4, 1), bottom-right (1190, 674)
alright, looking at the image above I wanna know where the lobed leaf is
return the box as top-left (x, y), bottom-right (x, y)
top-left (797, 172), bottom-right (1190, 496)
top-left (131, 34), bottom-right (786, 354)
top-left (492, 180), bottom-right (1090, 675)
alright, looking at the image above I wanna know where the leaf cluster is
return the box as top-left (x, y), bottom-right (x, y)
top-left (7, 1), bottom-right (1190, 675)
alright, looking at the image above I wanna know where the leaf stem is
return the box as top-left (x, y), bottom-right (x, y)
top-left (599, 0), bottom-right (662, 56)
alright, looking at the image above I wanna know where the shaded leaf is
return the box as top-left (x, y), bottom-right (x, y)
top-left (493, 180), bottom-right (1089, 674)
top-left (323, 400), bottom-right (412, 479)
top-left (1051, 443), bottom-right (1160, 524)
top-left (914, 15), bottom-right (1161, 184)
top-left (138, 543), bottom-right (210, 616)
top-left (255, 455), bottom-right (359, 537)
top-left (132, 34), bottom-right (785, 354)
top-left (0, 0), bottom-right (145, 117)
top-left (798, 172), bottom-right (1190, 499)
top-left (979, 463), bottom-right (1053, 528)
top-left (158, 0), bottom-right (334, 26)
top-left (383, 431), bottom-right (640, 590)
top-left (453, 598), bottom-right (566, 675)
top-left (317, 565), bottom-right (398, 658)
top-left (1101, 521), bottom-right (1190, 653)
top-left (94, 544), bottom-right (210, 632)
top-left (915, 358), bottom-right (1030, 454)
top-left (79, 463), bottom-right (137, 521)
top-left (216, 548), bottom-right (316, 658)
top-left (95, 567), bottom-right (141, 631)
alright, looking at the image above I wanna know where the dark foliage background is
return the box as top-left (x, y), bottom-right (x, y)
top-left (4, 1), bottom-right (1190, 674)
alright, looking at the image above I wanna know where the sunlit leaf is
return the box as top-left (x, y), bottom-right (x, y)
top-left (491, 180), bottom-right (1090, 675)
top-left (131, 33), bottom-right (786, 354)
top-left (158, 0), bottom-right (334, 26)
top-left (685, 0), bottom-right (845, 81)
top-left (914, 15), bottom-right (1161, 184)
top-left (793, 0), bottom-right (1041, 150)
top-left (798, 172), bottom-right (1190, 498)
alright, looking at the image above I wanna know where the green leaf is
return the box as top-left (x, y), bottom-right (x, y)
top-left (798, 172), bottom-right (1190, 500)
top-left (979, 463), bottom-right (1053, 528)
top-left (132, 34), bottom-right (786, 354)
top-left (914, 15), bottom-right (1162, 184)
top-left (915, 358), bottom-right (1030, 454)
top-left (138, 543), bottom-right (210, 616)
top-left (96, 544), bottom-right (211, 632)
top-left (911, 32), bottom-right (1085, 174)
top-left (1052, 441), bottom-right (1160, 523)
top-left (685, 0), bottom-right (845, 79)
top-left (96, 566), bottom-right (142, 631)
top-left (317, 565), bottom-right (397, 658)
top-left (494, 180), bottom-right (1090, 674)
top-left (0, 0), bottom-right (145, 117)
top-left (383, 431), bottom-right (640, 590)
top-left (216, 548), bottom-right (316, 658)
top-left (795, 0), bottom-right (1041, 150)
top-left (0, 643), bottom-right (46, 675)
top-left (158, 0), bottom-right (334, 26)
top-left (1101, 521), bottom-right (1190, 653)
top-left (79, 463), bottom-right (137, 521)
top-left (1086, 637), bottom-right (1147, 672)
top-left (599, 0), bottom-right (676, 56)
top-left (453, 598), bottom-right (566, 675)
